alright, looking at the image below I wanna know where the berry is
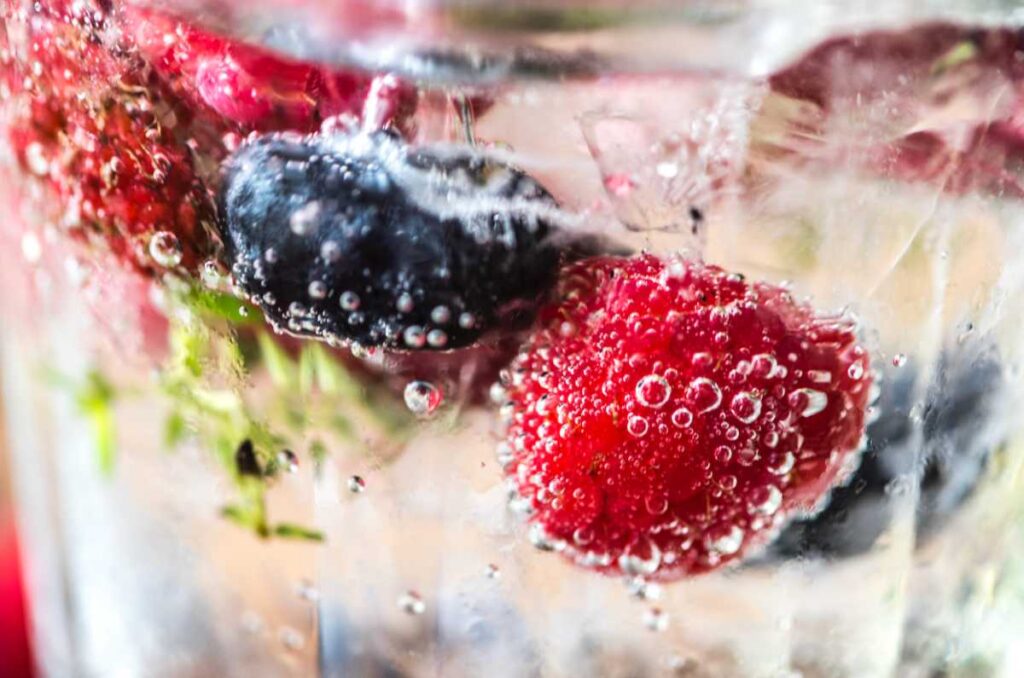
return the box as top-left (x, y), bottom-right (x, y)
top-left (219, 131), bottom-right (565, 350)
top-left (124, 7), bottom-right (416, 133)
top-left (3, 2), bottom-right (216, 273)
top-left (766, 339), bottom-right (1005, 559)
top-left (500, 254), bottom-right (872, 578)
top-left (764, 24), bottom-right (1024, 197)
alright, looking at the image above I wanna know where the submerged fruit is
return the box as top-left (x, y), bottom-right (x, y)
top-left (500, 254), bottom-right (873, 578)
top-left (767, 339), bottom-right (1005, 559)
top-left (220, 131), bottom-right (565, 350)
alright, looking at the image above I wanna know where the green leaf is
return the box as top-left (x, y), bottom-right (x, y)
top-left (257, 332), bottom-right (297, 389)
top-left (184, 287), bottom-right (261, 326)
top-left (309, 439), bottom-right (328, 466)
top-left (74, 371), bottom-right (117, 475)
top-left (298, 345), bottom-right (317, 396)
top-left (221, 503), bottom-right (269, 538)
top-left (87, 397), bottom-right (116, 475)
top-left (272, 523), bottom-right (324, 542)
top-left (164, 411), bottom-right (188, 448)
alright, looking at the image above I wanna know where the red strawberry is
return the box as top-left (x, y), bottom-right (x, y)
top-left (500, 254), bottom-right (872, 579)
top-left (123, 7), bottom-right (416, 134)
top-left (3, 1), bottom-right (216, 273)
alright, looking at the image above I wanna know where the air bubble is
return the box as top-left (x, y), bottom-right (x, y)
top-left (430, 306), bottom-right (451, 324)
top-left (489, 383), bottom-right (507, 404)
top-left (636, 375), bottom-right (671, 408)
top-left (404, 381), bottom-right (442, 417)
top-left (320, 240), bottom-right (341, 262)
top-left (644, 494), bottom-right (669, 515)
top-left (458, 312), bottom-right (477, 329)
top-left (427, 329), bottom-right (448, 348)
top-left (767, 451), bottom-right (795, 476)
top-left (750, 354), bottom-right (778, 378)
top-left (278, 626), bottom-right (305, 652)
top-left (807, 370), bottom-right (832, 384)
top-left (535, 395), bottom-right (553, 416)
top-left (643, 607), bottom-right (669, 632)
top-left (627, 415), bottom-right (649, 437)
top-left (396, 292), bottom-right (415, 313)
top-left (671, 407), bottom-right (694, 428)
top-left (296, 579), bottom-right (320, 602)
top-left (308, 281), bottom-right (327, 299)
top-left (403, 325), bottom-right (426, 348)
top-left (201, 260), bottom-right (223, 287)
top-left (398, 591), bottom-right (426, 615)
top-left (626, 576), bottom-right (662, 600)
top-left (704, 524), bottom-right (744, 555)
top-left (749, 484), bottom-right (782, 515)
top-left (241, 611), bottom-right (265, 635)
top-left (847, 360), bottom-right (865, 380)
top-left (339, 291), bottom-right (360, 311)
top-left (788, 388), bottom-right (828, 417)
top-left (289, 201), bottom-right (321, 235)
top-left (618, 539), bottom-right (662, 576)
top-left (277, 449), bottom-right (299, 474)
top-left (528, 523), bottom-right (558, 551)
top-left (685, 377), bottom-right (722, 413)
top-left (729, 392), bottom-right (761, 423)
top-left (148, 231), bottom-right (182, 267)
top-left (573, 526), bottom-right (595, 546)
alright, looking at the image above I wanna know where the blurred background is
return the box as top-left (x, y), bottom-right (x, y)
top-left (1, 390), bottom-right (35, 678)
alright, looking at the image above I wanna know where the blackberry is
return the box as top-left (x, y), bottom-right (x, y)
top-left (219, 131), bottom-right (565, 350)
top-left (766, 339), bottom-right (1006, 560)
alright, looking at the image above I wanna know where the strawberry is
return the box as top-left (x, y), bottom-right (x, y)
top-left (123, 6), bottom-right (416, 134)
top-left (2, 1), bottom-right (217, 273)
top-left (499, 254), bottom-right (872, 578)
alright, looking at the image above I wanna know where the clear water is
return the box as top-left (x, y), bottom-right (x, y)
top-left (2, 2), bottom-right (1024, 676)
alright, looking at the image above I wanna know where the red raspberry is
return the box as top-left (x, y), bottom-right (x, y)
top-left (500, 255), bottom-right (872, 579)
top-left (124, 7), bottom-right (416, 134)
top-left (3, 2), bottom-right (216, 273)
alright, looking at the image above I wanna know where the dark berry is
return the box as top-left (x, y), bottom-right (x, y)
top-left (219, 131), bottom-right (564, 350)
top-left (766, 339), bottom-right (1004, 560)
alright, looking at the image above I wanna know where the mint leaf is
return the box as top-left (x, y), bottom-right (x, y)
top-left (272, 523), bottom-right (324, 542)
top-left (184, 287), bottom-right (262, 325)
top-left (73, 371), bottom-right (117, 475)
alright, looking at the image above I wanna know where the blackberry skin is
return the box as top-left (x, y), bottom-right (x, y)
top-left (219, 131), bottom-right (565, 350)
top-left (766, 340), bottom-right (1006, 560)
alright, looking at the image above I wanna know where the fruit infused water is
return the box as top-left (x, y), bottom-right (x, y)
top-left (2, 1), bottom-right (1024, 677)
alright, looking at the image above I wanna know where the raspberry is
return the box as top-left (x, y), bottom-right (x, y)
top-left (124, 7), bottom-right (416, 134)
top-left (500, 254), bottom-right (872, 578)
top-left (3, 2), bottom-right (216, 273)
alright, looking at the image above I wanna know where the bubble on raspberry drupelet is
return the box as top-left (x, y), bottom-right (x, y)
top-left (499, 254), bottom-right (873, 579)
